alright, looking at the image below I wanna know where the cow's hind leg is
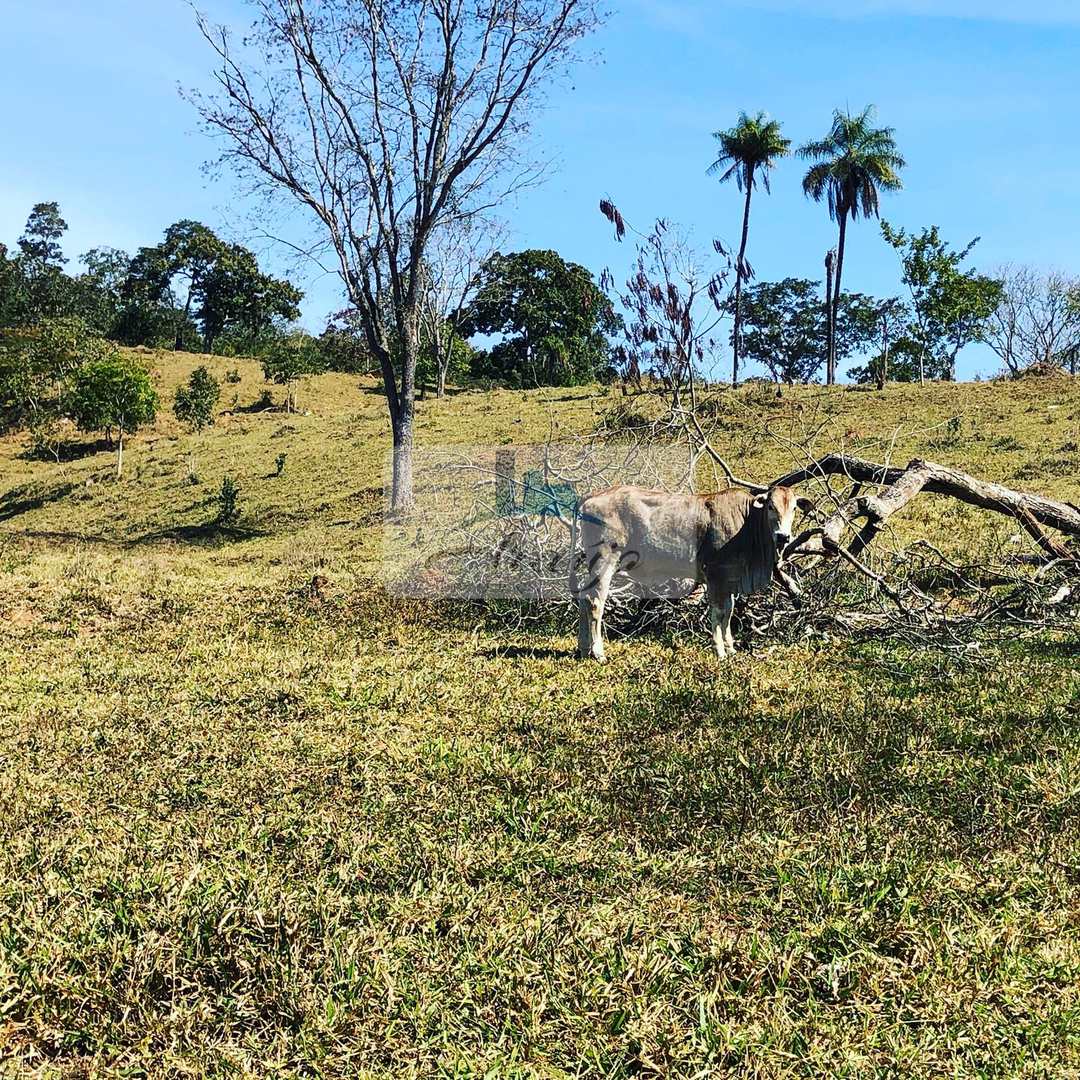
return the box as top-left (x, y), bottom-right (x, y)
top-left (582, 555), bottom-right (617, 661)
top-left (576, 595), bottom-right (591, 659)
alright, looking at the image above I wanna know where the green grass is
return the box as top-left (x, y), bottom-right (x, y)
top-left (2, 354), bottom-right (1080, 1076)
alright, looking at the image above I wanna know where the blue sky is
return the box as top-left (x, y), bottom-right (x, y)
top-left (2, 0), bottom-right (1078, 379)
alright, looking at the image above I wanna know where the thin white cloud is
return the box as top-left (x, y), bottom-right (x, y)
top-left (728, 0), bottom-right (1080, 25)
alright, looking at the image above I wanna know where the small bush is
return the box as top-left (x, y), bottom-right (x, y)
top-left (274, 452), bottom-right (287, 476)
top-left (262, 332), bottom-right (325, 413)
top-left (173, 366), bottom-right (221, 431)
top-left (216, 476), bottom-right (241, 524)
top-left (225, 368), bottom-right (242, 384)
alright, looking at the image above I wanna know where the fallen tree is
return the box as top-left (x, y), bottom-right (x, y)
top-left (774, 453), bottom-right (1080, 562)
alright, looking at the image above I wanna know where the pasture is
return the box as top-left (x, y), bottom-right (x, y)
top-left (2, 352), bottom-right (1080, 1076)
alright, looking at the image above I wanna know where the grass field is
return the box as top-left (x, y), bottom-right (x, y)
top-left (2, 352), bottom-right (1080, 1077)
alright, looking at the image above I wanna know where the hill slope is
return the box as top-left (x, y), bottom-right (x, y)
top-left (2, 352), bottom-right (1079, 1077)
top-left (3, 347), bottom-right (1078, 577)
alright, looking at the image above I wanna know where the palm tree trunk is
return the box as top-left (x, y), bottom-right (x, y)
top-left (830, 213), bottom-right (848, 385)
top-left (878, 314), bottom-right (889, 391)
top-left (824, 250), bottom-right (835, 385)
top-left (732, 178), bottom-right (754, 387)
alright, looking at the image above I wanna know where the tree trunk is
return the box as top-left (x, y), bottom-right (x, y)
top-left (436, 326), bottom-right (453, 399)
top-left (824, 250), bottom-right (835, 386)
top-left (390, 408), bottom-right (414, 512)
top-left (176, 286), bottom-right (194, 352)
top-left (878, 314), bottom-right (889, 391)
top-left (732, 177), bottom-right (754, 388)
top-left (389, 318), bottom-right (419, 513)
top-left (116, 430), bottom-right (124, 478)
top-left (830, 214), bottom-right (848, 386)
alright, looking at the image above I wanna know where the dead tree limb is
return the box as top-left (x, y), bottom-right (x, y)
top-left (774, 454), bottom-right (1080, 561)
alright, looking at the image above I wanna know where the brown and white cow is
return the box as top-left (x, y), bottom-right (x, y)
top-left (569, 485), bottom-right (813, 661)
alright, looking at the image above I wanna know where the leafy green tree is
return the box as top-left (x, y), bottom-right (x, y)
top-left (17, 202), bottom-right (74, 320)
top-left (173, 365), bottom-right (222, 431)
top-left (799, 107), bottom-right (905, 384)
top-left (119, 222), bottom-right (301, 352)
top-left (18, 203), bottom-right (67, 266)
top-left (708, 111), bottom-right (790, 386)
top-left (73, 247), bottom-right (132, 334)
top-left (881, 222), bottom-right (1003, 381)
top-left (318, 312), bottom-right (377, 375)
top-left (737, 278), bottom-right (880, 384)
top-left (66, 353), bottom-right (158, 476)
top-left (199, 244), bottom-right (303, 353)
top-left (843, 297), bottom-right (908, 388)
top-left (0, 243), bottom-right (27, 327)
top-left (848, 334), bottom-right (923, 385)
top-left (0, 316), bottom-right (114, 427)
top-left (262, 331), bottom-right (325, 412)
top-left (417, 321), bottom-right (474, 398)
top-left (461, 250), bottom-right (618, 388)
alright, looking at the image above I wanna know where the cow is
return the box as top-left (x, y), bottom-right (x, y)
top-left (568, 485), bottom-right (814, 661)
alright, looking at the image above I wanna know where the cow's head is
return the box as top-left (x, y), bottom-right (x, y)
top-left (752, 486), bottom-right (815, 554)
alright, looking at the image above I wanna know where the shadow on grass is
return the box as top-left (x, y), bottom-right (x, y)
top-left (2, 521), bottom-right (269, 548)
top-left (1016, 637), bottom-right (1080, 660)
top-left (568, 667), bottom-right (1080, 862)
top-left (126, 521), bottom-right (269, 547)
top-left (0, 481), bottom-right (76, 523)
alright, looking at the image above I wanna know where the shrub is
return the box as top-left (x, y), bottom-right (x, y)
top-left (1, 317), bottom-right (114, 442)
top-left (262, 331), bottom-right (325, 412)
top-left (216, 476), bottom-right (241, 523)
top-left (66, 353), bottom-right (158, 477)
top-left (173, 366), bottom-right (221, 431)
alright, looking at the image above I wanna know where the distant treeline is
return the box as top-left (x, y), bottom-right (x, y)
top-left (0, 202), bottom-right (625, 395)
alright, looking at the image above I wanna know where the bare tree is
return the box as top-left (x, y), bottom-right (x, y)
top-left (985, 265), bottom-right (1080, 376)
top-left (600, 202), bottom-right (730, 409)
top-left (189, 0), bottom-right (602, 510)
top-left (418, 215), bottom-right (504, 398)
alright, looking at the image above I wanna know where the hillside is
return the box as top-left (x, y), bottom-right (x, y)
top-left (3, 347), bottom-right (1079, 578)
top-left (2, 352), bottom-right (1080, 1076)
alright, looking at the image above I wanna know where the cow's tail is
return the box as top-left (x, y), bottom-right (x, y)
top-left (568, 502), bottom-right (581, 601)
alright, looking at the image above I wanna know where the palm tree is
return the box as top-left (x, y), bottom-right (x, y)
top-left (799, 106), bottom-right (904, 384)
top-left (709, 111), bottom-right (790, 386)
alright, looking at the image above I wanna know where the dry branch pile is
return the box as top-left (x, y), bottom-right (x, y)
top-left (401, 389), bottom-right (1078, 659)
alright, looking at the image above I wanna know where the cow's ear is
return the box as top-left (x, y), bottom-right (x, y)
top-left (796, 496), bottom-right (816, 514)
top-left (752, 493), bottom-right (767, 510)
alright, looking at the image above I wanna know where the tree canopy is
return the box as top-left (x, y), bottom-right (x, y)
top-left (709, 111), bottom-right (791, 385)
top-left (799, 106), bottom-right (905, 383)
top-left (737, 278), bottom-right (880, 384)
top-left (66, 352), bottom-right (158, 476)
top-left (462, 250), bottom-right (619, 388)
top-left (882, 222), bottom-right (1003, 380)
top-left (120, 221), bottom-right (302, 352)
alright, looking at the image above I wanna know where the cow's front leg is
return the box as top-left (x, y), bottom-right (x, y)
top-left (707, 583), bottom-right (734, 661)
top-left (720, 592), bottom-right (736, 653)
